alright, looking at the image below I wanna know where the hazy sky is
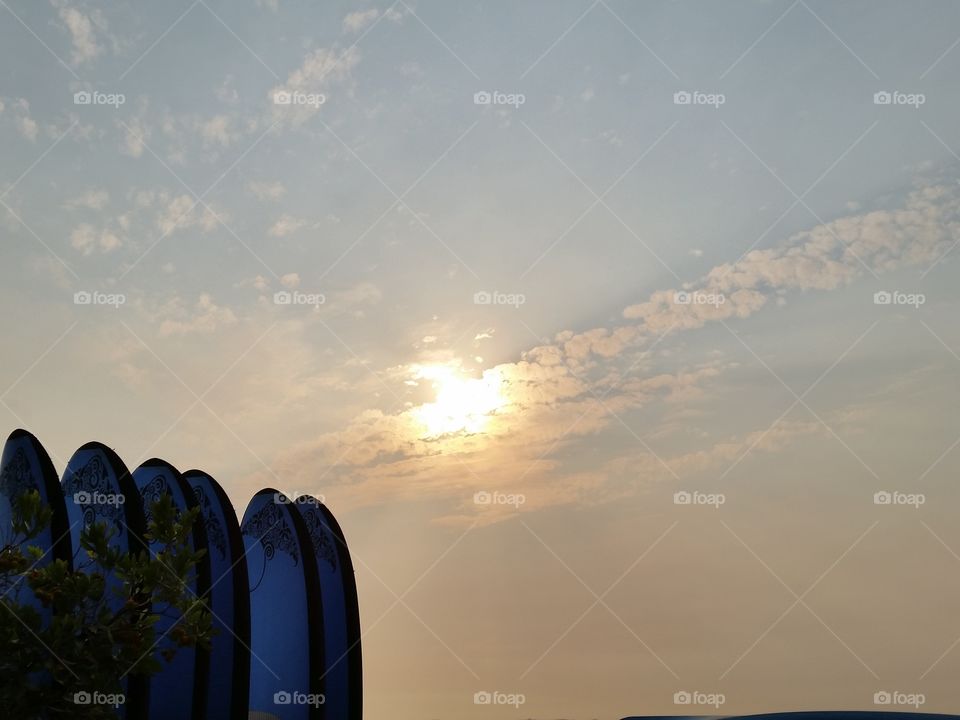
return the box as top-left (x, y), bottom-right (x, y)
top-left (3, 1), bottom-right (960, 718)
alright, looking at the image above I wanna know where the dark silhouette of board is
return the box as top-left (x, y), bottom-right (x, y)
top-left (184, 469), bottom-right (251, 720)
top-left (2, 427), bottom-right (366, 719)
top-left (133, 459), bottom-right (211, 720)
top-left (0, 428), bottom-right (72, 576)
top-left (243, 489), bottom-right (325, 720)
top-left (0, 429), bottom-right (73, 702)
top-left (295, 495), bottom-right (362, 720)
top-left (61, 442), bottom-right (148, 720)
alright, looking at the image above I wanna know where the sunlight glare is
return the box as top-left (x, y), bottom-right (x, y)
top-left (412, 364), bottom-right (505, 437)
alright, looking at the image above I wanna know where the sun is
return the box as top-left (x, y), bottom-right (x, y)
top-left (412, 364), bottom-right (505, 437)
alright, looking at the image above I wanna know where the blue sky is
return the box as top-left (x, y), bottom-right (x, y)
top-left (3, 1), bottom-right (960, 718)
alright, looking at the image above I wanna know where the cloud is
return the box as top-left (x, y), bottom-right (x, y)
top-left (269, 46), bottom-right (361, 126)
top-left (54, 2), bottom-right (104, 65)
top-left (246, 175), bottom-right (960, 521)
top-left (207, 175), bottom-right (954, 518)
top-left (215, 76), bottom-right (240, 104)
top-left (251, 361), bottom-right (734, 520)
top-left (156, 194), bottom-right (220, 235)
top-left (322, 282), bottom-right (382, 316)
top-left (567, 178), bottom-right (960, 362)
top-left (8, 98), bottom-right (37, 141)
top-left (98, 230), bottom-right (121, 252)
top-left (197, 114), bottom-right (240, 147)
top-left (119, 115), bottom-right (150, 158)
top-left (269, 214), bottom-right (306, 237)
top-left (157, 294), bottom-right (239, 337)
top-left (158, 194), bottom-right (197, 234)
top-left (65, 189), bottom-right (109, 210)
top-left (341, 5), bottom-right (407, 33)
top-left (17, 116), bottom-right (38, 141)
top-left (69, 223), bottom-right (122, 254)
top-left (343, 9), bottom-right (380, 33)
top-left (247, 180), bottom-right (286, 201)
top-left (280, 273), bottom-right (300, 289)
top-left (255, 0), bottom-right (279, 11)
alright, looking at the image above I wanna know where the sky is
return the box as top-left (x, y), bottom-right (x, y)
top-left (3, 1), bottom-right (960, 718)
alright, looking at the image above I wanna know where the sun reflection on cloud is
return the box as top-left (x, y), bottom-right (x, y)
top-left (411, 364), bottom-right (506, 438)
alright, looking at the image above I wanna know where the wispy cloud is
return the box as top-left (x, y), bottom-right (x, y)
top-left (52, 0), bottom-right (104, 65)
top-left (244, 175), bottom-right (960, 520)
